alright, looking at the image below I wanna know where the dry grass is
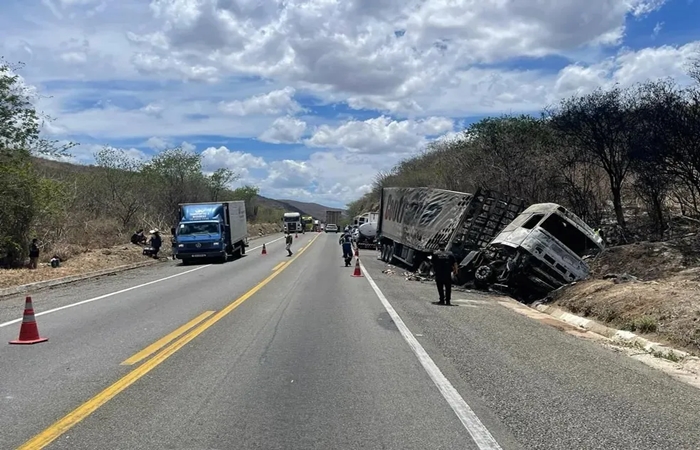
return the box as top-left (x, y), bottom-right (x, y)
top-left (0, 223), bottom-right (282, 290)
top-left (0, 243), bottom-right (151, 289)
top-left (551, 239), bottom-right (700, 354)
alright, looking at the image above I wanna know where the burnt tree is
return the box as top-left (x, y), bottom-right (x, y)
top-left (549, 86), bottom-right (637, 228)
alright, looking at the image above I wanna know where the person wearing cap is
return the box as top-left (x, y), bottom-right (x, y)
top-left (149, 229), bottom-right (162, 259)
top-left (431, 242), bottom-right (458, 306)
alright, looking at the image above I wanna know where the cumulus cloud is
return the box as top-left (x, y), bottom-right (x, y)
top-left (219, 87), bottom-right (302, 116)
top-left (258, 116), bottom-right (307, 144)
top-left (5, 0), bottom-right (700, 207)
top-left (200, 145), bottom-right (268, 182)
top-left (305, 116), bottom-right (454, 154)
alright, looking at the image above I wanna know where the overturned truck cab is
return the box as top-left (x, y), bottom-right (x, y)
top-left (458, 203), bottom-right (605, 301)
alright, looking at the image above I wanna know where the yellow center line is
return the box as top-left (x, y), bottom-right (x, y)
top-left (17, 232), bottom-right (321, 450)
top-left (271, 262), bottom-right (285, 272)
top-left (120, 311), bottom-right (215, 366)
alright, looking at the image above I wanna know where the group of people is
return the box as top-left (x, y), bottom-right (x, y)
top-left (130, 229), bottom-right (163, 259)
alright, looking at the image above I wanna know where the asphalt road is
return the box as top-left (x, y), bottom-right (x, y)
top-left (1, 233), bottom-right (699, 449)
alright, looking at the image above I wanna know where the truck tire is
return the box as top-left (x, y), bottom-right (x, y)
top-left (240, 242), bottom-right (245, 255)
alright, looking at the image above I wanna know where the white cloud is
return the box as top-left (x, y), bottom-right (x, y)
top-left (5, 0), bottom-right (700, 207)
top-left (146, 136), bottom-right (170, 150)
top-left (258, 116), bottom-right (307, 144)
top-left (305, 116), bottom-right (454, 154)
top-left (219, 87), bottom-right (302, 116)
top-left (200, 146), bottom-right (268, 182)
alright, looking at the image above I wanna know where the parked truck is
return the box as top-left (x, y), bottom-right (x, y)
top-left (283, 212), bottom-right (304, 234)
top-left (174, 201), bottom-right (248, 265)
top-left (458, 203), bottom-right (605, 301)
top-left (377, 187), bottom-right (526, 270)
top-left (325, 210), bottom-right (342, 233)
top-left (302, 215), bottom-right (314, 232)
top-left (353, 212), bottom-right (379, 249)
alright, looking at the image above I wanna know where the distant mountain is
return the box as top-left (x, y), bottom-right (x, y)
top-left (256, 197), bottom-right (344, 220)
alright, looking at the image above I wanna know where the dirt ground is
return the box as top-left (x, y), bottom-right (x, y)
top-left (0, 223), bottom-right (282, 290)
top-left (0, 244), bottom-right (151, 289)
top-left (550, 236), bottom-right (700, 355)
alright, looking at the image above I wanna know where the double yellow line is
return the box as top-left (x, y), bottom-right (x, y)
top-left (18, 234), bottom-right (320, 450)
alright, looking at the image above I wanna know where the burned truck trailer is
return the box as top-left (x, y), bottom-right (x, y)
top-left (459, 203), bottom-right (605, 301)
top-left (377, 187), bottom-right (526, 269)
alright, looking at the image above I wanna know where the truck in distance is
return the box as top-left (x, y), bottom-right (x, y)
top-left (174, 201), bottom-right (248, 265)
top-left (283, 212), bottom-right (304, 234)
top-left (325, 210), bottom-right (342, 233)
top-left (302, 215), bottom-right (314, 232)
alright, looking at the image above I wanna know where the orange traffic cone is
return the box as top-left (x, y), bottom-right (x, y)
top-left (295, 233), bottom-right (298, 238)
top-left (352, 258), bottom-right (363, 277)
top-left (9, 297), bottom-right (48, 345)
top-left (262, 243), bottom-right (267, 255)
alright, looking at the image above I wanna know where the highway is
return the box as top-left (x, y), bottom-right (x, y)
top-left (1, 232), bottom-right (700, 449)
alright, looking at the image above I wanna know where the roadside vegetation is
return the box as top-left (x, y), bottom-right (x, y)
top-left (348, 56), bottom-right (700, 353)
top-left (0, 59), bottom-right (285, 270)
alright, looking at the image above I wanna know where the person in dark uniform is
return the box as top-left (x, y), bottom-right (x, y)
top-left (339, 230), bottom-right (353, 266)
top-left (431, 242), bottom-right (458, 305)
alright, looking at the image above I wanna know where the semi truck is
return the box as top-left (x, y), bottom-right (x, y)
top-left (377, 187), bottom-right (525, 270)
top-left (302, 215), bottom-right (314, 232)
top-left (283, 212), bottom-right (304, 234)
top-left (174, 201), bottom-right (248, 265)
top-left (458, 203), bottom-right (605, 301)
top-left (377, 186), bottom-right (605, 301)
top-left (353, 212), bottom-right (379, 249)
top-left (325, 210), bottom-right (342, 233)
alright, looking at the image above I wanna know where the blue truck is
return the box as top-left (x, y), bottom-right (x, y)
top-left (174, 201), bottom-right (248, 264)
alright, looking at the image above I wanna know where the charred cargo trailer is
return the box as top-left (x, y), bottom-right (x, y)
top-left (377, 187), bottom-right (526, 270)
top-left (459, 203), bottom-right (605, 301)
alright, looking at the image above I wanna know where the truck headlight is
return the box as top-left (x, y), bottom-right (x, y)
top-left (178, 244), bottom-right (184, 248)
top-left (213, 242), bottom-right (220, 246)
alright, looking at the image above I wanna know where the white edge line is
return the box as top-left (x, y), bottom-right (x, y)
top-left (0, 236), bottom-right (287, 329)
top-left (359, 259), bottom-right (503, 450)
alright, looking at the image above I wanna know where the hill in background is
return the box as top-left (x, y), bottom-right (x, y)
top-left (33, 157), bottom-right (342, 220)
top-left (260, 198), bottom-right (345, 220)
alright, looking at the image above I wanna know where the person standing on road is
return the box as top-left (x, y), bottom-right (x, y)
top-left (285, 231), bottom-right (293, 257)
top-left (431, 242), bottom-right (458, 306)
top-left (339, 230), bottom-right (353, 266)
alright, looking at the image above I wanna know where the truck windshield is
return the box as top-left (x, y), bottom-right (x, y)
top-left (284, 217), bottom-right (300, 223)
top-left (178, 222), bottom-right (220, 235)
top-left (540, 214), bottom-right (602, 258)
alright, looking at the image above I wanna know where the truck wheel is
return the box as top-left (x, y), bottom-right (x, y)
top-left (240, 242), bottom-right (245, 255)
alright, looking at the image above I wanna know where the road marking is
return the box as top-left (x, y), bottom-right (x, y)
top-left (120, 311), bottom-right (215, 366)
top-left (358, 259), bottom-right (503, 450)
top-left (0, 236), bottom-right (286, 329)
top-left (271, 262), bottom-right (285, 272)
top-left (17, 233), bottom-right (320, 450)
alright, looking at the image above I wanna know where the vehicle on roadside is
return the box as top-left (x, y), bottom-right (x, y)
top-left (458, 203), bottom-right (605, 301)
top-left (174, 201), bottom-right (248, 265)
top-left (377, 187), bottom-right (525, 271)
top-left (325, 224), bottom-right (338, 233)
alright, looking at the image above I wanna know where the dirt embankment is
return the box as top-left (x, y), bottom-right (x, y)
top-left (0, 223), bottom-right (282, 290)
top-left (550, 237), bottom-right (700, 354)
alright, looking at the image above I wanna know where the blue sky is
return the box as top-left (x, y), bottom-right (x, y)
top-left (1, 0), bottom-right (699, 208)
